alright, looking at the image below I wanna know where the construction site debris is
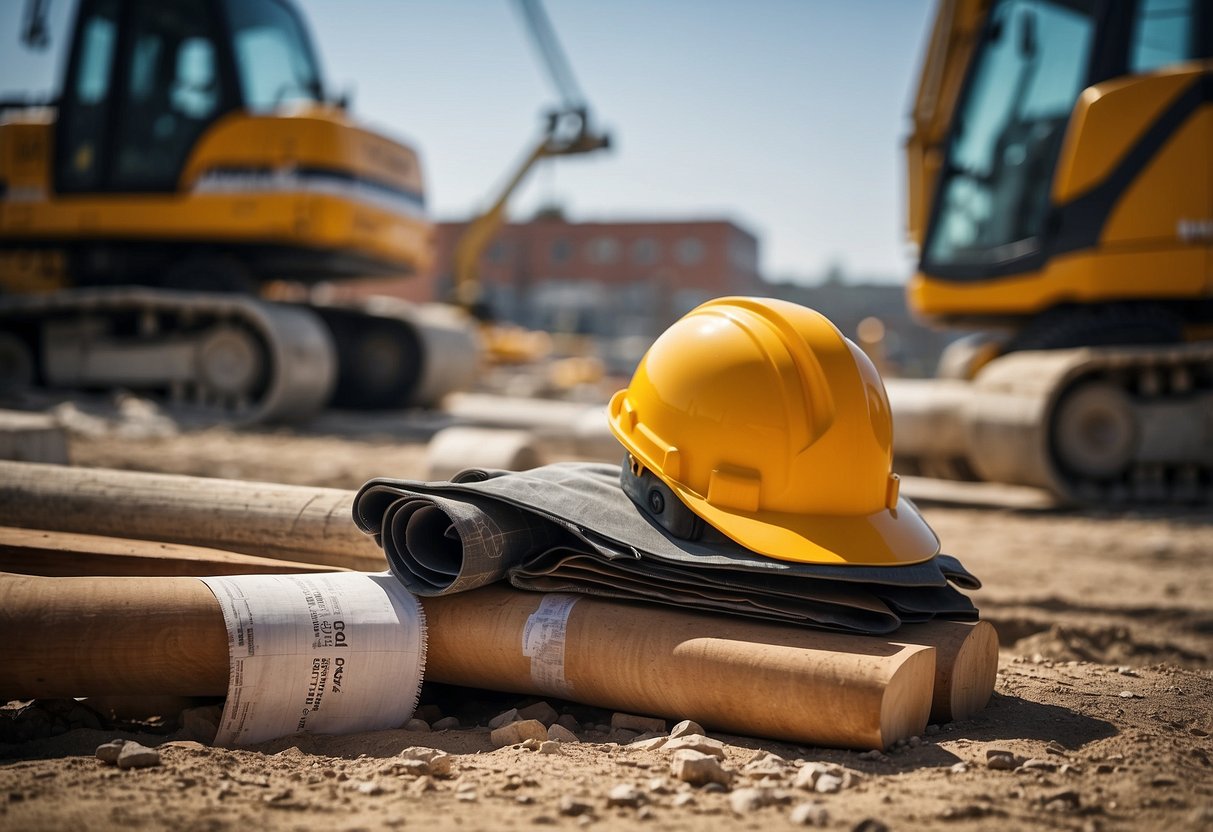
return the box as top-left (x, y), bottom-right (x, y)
top-left (670, 750), bottom-right (732, 787)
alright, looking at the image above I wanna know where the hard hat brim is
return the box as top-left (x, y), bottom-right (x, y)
top-left (669, 484), bottom-right (940, 566)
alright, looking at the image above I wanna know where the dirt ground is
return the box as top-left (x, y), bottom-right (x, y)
top-left (2, 414), bottom-right (1211, 831)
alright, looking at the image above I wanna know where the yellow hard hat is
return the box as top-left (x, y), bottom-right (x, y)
top-left (607, 296), bottom-right (939, 566)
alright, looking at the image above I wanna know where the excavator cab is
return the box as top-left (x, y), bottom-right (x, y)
top-left (909, 0), bottom-right (1213, 339)
top-left (56, 0), bottom-right (324, 195)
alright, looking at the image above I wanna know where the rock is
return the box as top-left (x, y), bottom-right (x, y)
top-left (95, 740), bottom-right (127, 764)
top-left (547, 724), bottom-right (578, 743)
top-left (794, 763), bottom-right (836, 790)
top-left (611, 712), bottom-right (667, 735)
top-left (414, 704), bottom-right (443, 723)
top-left (924, 724), bottom-right (941, 736)
top-left (432, 716), bottom-right (460, 731)
top-left (1041, 789), bottom-right (1081, 810)
top-left (950, 762), bottom-right (970, 774)
top-left (628, 736), bottom-right (667, 751)
top-left (670, 750), bottom-right (732, 787)
top-left (671, 793), bottom-right (695, 808)
top-left (517, 702), bottom-right (560, 726)
top-left (814, 773), bottom-right (844, 794)
top-left (789, 801), bottom-right (830, 826)
top-left (729, 787), bottom-right (775, 814)
top-left (609, 728), bottom-right (639, 744)
top-left (521, 738), bottom-right (542, 750)
top-left (1118, 690), bottom-right (1140, 699)
top-left (181, 706), bottom-right (222, 744)
top-left (116, 742), bottom-right (161, 769)
top-left (986, 749), bottom-right (1020, 770)
top-left (1020, 758), bottom-right (1058, 773)
top-left (1151, 776), bottom-right (1178, 788)
top-left (664, 735), bottom-right (726, 759)
top-left (393, 747), bottom-right (452, 776)
top-left (669, 719), bottom-right (704, 739)
top-left (851, 820), bottom-right (889, 832)
top-left (539, 741), bottom-right (560, 755)
top-left (491, 719), bottom-right (548, 748)
top-left (556, 714), bottom-right (581, 732)
top-left (743, 758), bottom-right (789, 780)
top-left (455, 788), bottom-right (478, 802)
top-left (558, 795), bottom-right (595, 817)
top-left (403, 719), bottom-right (431, 733)
top-left (351, 780), bottom-right (384, 796)
top-left (607, 784), bottom-right (646, 808)
top-left (646, 777), bottom-right (672, 795)
top-left (488, 708), bottom-right (521, 730)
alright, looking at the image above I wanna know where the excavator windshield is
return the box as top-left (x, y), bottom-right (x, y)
top-left (923, 0), bottom-right (1095, 274)
top-left (223, 0), bottom-right (324, 111)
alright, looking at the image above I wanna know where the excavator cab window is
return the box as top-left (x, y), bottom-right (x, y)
top-left (1129, 0), bottom-right (1198, 73)
top-left (223, 0), bottom-right (324, 112)
top-left (923, 0), bottom-right (1096, 273)
top-left (56, 0), bottom-right (235, 193)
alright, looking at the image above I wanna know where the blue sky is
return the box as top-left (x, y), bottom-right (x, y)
top-left (1, 0), bottom-right (939, 284)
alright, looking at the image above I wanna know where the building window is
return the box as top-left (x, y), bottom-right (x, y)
top-left (550, 238), bottom-right (573, 264)
top-left (632, 238), bottom-right (659, 265)
top-left (487, 240), bottom-right (510, 264)
top-left (674, 237), bottom-right (704, 265)
top-left (586, 237), bottom-right (620, 264)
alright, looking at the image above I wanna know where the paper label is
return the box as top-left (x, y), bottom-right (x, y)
top-left (521, 593), bottom-right (578, 697)
top-left (200, 572), bottom-right (425, 747)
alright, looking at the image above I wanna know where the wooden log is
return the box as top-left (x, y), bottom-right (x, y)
top-left (0, 573), bottom-right (230, 697)
top-left (422, 587), bottom-right (935, 750)
top-left (0, 574), bottom-right (944, 749)
top-left (896, 619), bottom-right (999, 723)
top-left (0, 461), bottom-right (384, 571)
top-left (0, 526), bottom-right (351, 577)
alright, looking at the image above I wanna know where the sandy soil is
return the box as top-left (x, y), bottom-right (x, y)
top-left (2, 419), bottom-right (1211, 831)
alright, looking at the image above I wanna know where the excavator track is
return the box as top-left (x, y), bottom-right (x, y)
top-left (0, 288), bottom-right (337, 424)
top-left (888, 343), bottom-right (1213, 506)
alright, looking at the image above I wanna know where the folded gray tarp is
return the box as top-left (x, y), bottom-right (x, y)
top-left (353, 462), bottom-right (979, 635)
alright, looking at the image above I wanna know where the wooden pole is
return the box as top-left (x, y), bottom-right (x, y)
top-left (0, 526), bottom-right (351, 577)
top-left (0, 461), bottom-right (384, 571)
top-left (0, 573), bottom-right (945, 749)
top-left (896, 619), bottom-right (999, 723)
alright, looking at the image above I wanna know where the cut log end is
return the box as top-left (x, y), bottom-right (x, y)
top-left (878, 644), bottom-right (935, 749)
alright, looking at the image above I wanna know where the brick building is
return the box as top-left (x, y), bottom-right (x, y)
top-left (377, 214), bottom-right (761, 337)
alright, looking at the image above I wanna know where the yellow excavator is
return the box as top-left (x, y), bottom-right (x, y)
top-left (891, 0), bottom-right (1212, 504)
top-left (0, 0), bottom-right (476, 421)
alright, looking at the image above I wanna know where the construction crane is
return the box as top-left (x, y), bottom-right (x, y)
top-left (889, 0), bottom-right (1213, 505)
top-left (450, 0), bottom-right (610, 323)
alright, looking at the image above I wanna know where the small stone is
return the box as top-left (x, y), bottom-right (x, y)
top-left (116, 742), bottom-right (161, 770)
top-left (521, 738), bottom-right (542, 750)
top-left (95, 740), bottom-right (127, 764)
top-left (403, 719), bottom-right (430, 733)
top-left (629, 736), bottom-right (667, 751)
top-left (986, 749), bottom-right (1020, 771)
top-left (924, 724), bottom-right (940, 736)
top-left (907, 736), bottom-right (922, 748)
top-left (611, 712), bottom-right (667, 735)
top-left (432, 716), bottom-right (460, 730)
top-left (391, 747), bottom-right (452, 776)
top-left (490, 719), bottom-right (548, 748)
top-left (354, 780), bottom-right (384, 796)
top-left (637, 806), bottom-right (655, 821)
top-left (1116, 666), bottom-right (1139, 677)
top-left (789, 801), bottom-right (830, 826)
top-left (413, 704), bottom-right (443, 723)
top-left (558, 795), bottom-right (594, 817)
top-left (852, 820), bottom-right (890, 832)
top-left (1151, 776), bottom-right (1178, 788)
top-left (547, 724), bottom-right (578, 743)
top-left (455, 789), bottom-right (478, 802)
top-left (556, 714), bottom-right (581, 732)
top-left (664, 735), bottom-right (725, 759)
top-left (539, 741), bottom-right (560, 755)
top-left (814, 773), bottom-right (844, 794)
top-left (1045, 741), bottom-right (1068, 757)
top-left (517, 702), bottom-right (559, 726)
top-left (607, 784), bottom-right (645, 808)
top-left (743, 759), bottom-right (788, 780)
top-left (488, 708), bottom-right (520, 730)
top-left (1095, 763), bottom-right (1115, 774)
top-left (668, 719), bottom-right (704, 739)
top-left (515, 795), bottom-right (534, 805)
top-left (609, 728), bottom-right (639, 744)
top-left (729, 787), bottom-right (772, 814)
top-left (857, 749), bottom-right (883, 761)
top-left (670, 750), bottom-right (732, 787)
top-left (950, 762), bottom-right (970, 774)
top-left (646, 777), bottom-right (672, 794)
top-left (794, 762), bottom-right (838, 790)
top-left (1042, 789), bottom-right (1081, 809)
top-left (671, 793), bottom-right (695, 808)
top-left (1020, 758), bottom-right (1058, 773)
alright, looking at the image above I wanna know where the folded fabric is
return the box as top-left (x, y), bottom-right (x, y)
top-left (353, 462), bottom-right (980, 635)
